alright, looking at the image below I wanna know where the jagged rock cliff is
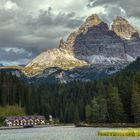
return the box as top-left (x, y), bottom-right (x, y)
top-left (59, 15), bottom-right (138, 64)
top-left (24, 48), bottom-right (87, 76)
top-left (112, 16), bottom-right (139, 40)
top-left (22, 14), bottom-right (140, 82)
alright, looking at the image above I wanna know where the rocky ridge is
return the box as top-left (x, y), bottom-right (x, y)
top-left (112, 16), bottom-right (139, 40)
top-left (24, 48), bottom-right (87, 76)
top-left (24, 14), bottom-right (140, 77)
top-left (2, 14), bottom-right (140, 83)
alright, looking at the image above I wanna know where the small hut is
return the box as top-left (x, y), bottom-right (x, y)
top-left (5, 115), bottom-right (45, 127)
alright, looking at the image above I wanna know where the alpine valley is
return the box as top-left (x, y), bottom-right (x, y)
top-left (1, 14), bottom-right (140, 84)
top-left (1, 13), bottom-right (140, 127)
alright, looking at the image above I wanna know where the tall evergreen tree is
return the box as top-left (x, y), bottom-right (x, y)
top-left (86, 96), bottom-right (108, 123)
top-left (74, 107), bottom-right (80, 125)
top-left (131, 81), bottom-right (140, 123)
top-left (107, 86), bottom-right (125, 123)
top-left (85, 104), bottom-right (92, 123)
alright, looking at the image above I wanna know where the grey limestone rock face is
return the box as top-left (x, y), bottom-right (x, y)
top-left (7, 14), bottom-right (140, 84)
top-left (59, 14), bottom-right (140, 64)
top-left (112, 16), bottom-right (139, 40)
top-left (2, 14), bottom-right (140, 84)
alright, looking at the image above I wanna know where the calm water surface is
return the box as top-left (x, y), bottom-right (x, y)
top-left (0, 126), bottom-right (140, 140)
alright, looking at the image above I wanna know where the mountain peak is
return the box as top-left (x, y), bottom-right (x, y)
top-left (25, 14), bottom-right (140, 77)
top-left (115, 16), bottom-right (128, 23)
top-left (78, 14), bottom-right (108, 34)
top-left (85, 14), bottom-right (102, 26)
top-left (112, 16), bottom-right (139, 39)
top-left (58, 39), bottom-right (65, 49)
top-left (59, 14), bottom-right (106, 51)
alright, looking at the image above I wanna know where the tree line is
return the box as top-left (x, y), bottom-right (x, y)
top-left (0, 58), bottom-right (140, 124)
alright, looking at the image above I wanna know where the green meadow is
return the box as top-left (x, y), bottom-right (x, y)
top-left (98, 129), bottom-right (140, 137)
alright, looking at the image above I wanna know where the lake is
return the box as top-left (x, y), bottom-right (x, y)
top-left (0, 126), bottom-right (140, 140)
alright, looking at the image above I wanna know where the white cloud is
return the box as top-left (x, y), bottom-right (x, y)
top-left (4, 1), bottom-right (19, 11)
top-left (2, 47), bottom-right (25, 54)
top-left (0, 59), bottom-right (30, 66)
top-left (128, 17), bottom-right (140, 29)
top-left (38, 0), bottom-right (88, 14)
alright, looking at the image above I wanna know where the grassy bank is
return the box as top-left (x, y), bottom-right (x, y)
top-left (98, 129), bottom-right (140, 137)
top-left (0, 105), bottom-right (26, 126)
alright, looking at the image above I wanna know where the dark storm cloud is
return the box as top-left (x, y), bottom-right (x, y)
top-left (26, 9), bottom-right (82, 29)
top-left (0, 47), bottom-right (32, 65)
top-left (0, 48), bottom-right (31, 61)
top-left (0, 0), bottom-right (140, 65)
top-left (0, 4), bottom-right (82, 65)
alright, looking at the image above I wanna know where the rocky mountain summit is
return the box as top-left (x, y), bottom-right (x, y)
top-left (112, 16), bottom-right (139, 40)
top-left (1, 14), bottom-right (140, 84)
top-left (60, 15), bottom-right (140, 63)
top-left (24, 14), bottom-right (140, 77)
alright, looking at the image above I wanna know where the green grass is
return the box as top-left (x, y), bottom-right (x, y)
top-left (0, 105), bottom-right (26, 126)
top-left (98, 129), bottom-right (140, 137)
top-left (0, 105), bottom-right (26, 117)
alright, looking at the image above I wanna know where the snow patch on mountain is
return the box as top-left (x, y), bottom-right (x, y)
top-left (23, 14), bottom-right (140, 77)
top-left (126, 54), bottom-right (135, 62)
top-left (79, 54), bottom-right (134, 64)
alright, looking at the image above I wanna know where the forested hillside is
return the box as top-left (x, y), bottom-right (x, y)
top-left (0, 58), bottom-right (140, 124)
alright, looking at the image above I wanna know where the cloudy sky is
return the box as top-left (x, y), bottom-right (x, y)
top-left (0, 0), bottom-right (140, 65)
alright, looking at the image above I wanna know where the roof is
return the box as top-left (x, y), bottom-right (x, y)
top-left (6, 115), bottom-right (45, 121)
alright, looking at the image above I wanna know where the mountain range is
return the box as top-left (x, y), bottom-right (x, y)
top-left (1, 14), bottom-right (140, 84)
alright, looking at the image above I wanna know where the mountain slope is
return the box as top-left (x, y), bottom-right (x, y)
top-left (24, 48), bottom-right (87, 76)
top-left (1, 57), bottom-right (140, 123)
top-left (59, 15), bottom-right (139, 63)
top-left (1, 14), bottom-right (140, 84)
top-left (24, 14), bottom-right (140, 77)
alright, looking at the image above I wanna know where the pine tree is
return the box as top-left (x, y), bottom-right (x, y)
top-left (107, 86), bottom-right (125, 123)
top-left (131, 81), bottom-right (140, 123)
top-left (85, 104), bottom-right (92, 123)
top-left (91, 98), bottom-right (99, 122)
top-left (74, 107), bottom-right (80, 125)
top-left (86, 96), bottom-right (108, 123)
top-left (97, 96), bottom-right (108, 123)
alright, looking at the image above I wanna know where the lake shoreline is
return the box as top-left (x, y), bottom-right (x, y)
top-left (0, 125), bottom-right (48, 130)
top-left (0, 124), bottom-right (76, 130)
top-left (1, 123), bottom-right (140, 130)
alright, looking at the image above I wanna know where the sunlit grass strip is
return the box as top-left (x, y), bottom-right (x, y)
top-left (98, 129), bottom-right (140, 137)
